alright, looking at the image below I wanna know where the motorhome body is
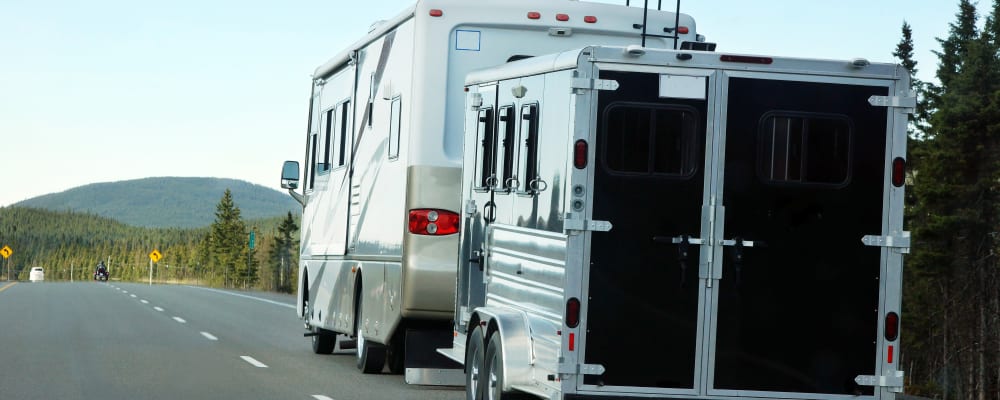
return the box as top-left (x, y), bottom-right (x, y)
top-left (444, 45), bottom-right (910, 399)
top-left (281, 0), bottom-right (704, 381)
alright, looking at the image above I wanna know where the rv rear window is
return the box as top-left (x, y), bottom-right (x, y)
top-left (758, 113), bottom-right (852, 186)
top-left (602, 103), bottom-right (699, 177)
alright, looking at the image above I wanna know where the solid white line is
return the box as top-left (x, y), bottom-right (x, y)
top-left (140, 299), bottom-right (149, 304)
top-left (183, 286), bottom-right (295, 309)
top-left (130, 294), bottom-right (137, 298)
top-left (153, 307), bottom-right (164, 312)
top-left (200, 332), bottom-right (218, 341)
top-left (312, 396), bottom-right (335, 400)
top-left (240, 356), bottom-right (268, 368)
top-left (172, 316), bottom-right (186, 324)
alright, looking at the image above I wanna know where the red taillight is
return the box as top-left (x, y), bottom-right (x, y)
top-left (556, 13), bottom-right (570, 21)
top-left (565, 297), bottom-right (580, 328)
top-left (429, 9), bottom-right (443, 17)
top-left (892, 157), bottom-right (906, 187)
top-left (408, 209), bottom-right (459, 235)
top-left (887, 345), bottom-right (895, 364)
top-left (885, 312), bottom-right (899, 341)
top-left (574, 140), bottom-right (588, 169)
top-left (569, 332), bottom-right (575, 351)
top-left (677, 26), bottom-right (689, 34)
top-left (584, 16), bottom-right (597, 23)
top-left (720, 55), bottom-right (773, 64)
top-left (527, 11), bottom-right (541, 20)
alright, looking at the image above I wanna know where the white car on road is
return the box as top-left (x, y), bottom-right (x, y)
top-left (29, 267), bottom-right (44, 282)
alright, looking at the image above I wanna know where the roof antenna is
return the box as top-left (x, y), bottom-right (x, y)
top-left (673, 0), bottom-right (681, 49)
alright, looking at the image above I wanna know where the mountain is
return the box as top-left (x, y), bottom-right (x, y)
top-left (14, 177), bottom-right (301, 228)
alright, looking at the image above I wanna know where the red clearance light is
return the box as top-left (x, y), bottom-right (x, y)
top-left (887, 345), bottom-right (895, 364)
top-left (565, 297), bottom-right (581, 328)
top-left (408, 209), bottom-right (459, 235)
top-left (892, 157), bottom-right (906, 187)
top-left (429, 9), bottom-right (443, 17)
top-left (584, 16), bottom-right (597, 23)
top-left (574, 140), bottom-right (588, 169)
top-left (556, 13), bottom-right (570, 21)
top-left (527, 11), bottom-right (541, 20)
top-left (885, 312), bottom-right (899, 341)
top-left (677, 26), bottom-right (689, 34)
top-left (720, 55), bottom-right (773, 64)
top-left (569, 332), bottom-right (576, 351)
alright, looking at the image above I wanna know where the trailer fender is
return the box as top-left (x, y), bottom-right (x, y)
top-left (473, 307), bottom-right (533, 391)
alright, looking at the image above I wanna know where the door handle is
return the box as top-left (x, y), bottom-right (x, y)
top-left (653, 235), bottom-right (702, 288)
top-left (483, 201), bottom-right (496, 223)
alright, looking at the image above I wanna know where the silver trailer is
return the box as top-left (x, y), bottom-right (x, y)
top-left (442, 45), bottom-right (910, 400)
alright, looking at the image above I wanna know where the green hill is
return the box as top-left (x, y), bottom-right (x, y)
top-left (14, 177), bottom-right (300, 228)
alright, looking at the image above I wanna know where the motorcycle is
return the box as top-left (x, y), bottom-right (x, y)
top-left (94, 270), bottom-right (108, 282)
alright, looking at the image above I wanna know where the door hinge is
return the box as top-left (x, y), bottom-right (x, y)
top-left (868, 95), bottom-right (916, 112)
top-left (557, 363), bottom-right (606, 376)
top-left (855, 371), bottom-right (905, 393)
top-left (862, 231), bottom-right (911, 254)
top-left (465, 199), bottom-right (477, 216)
top-left (571, 78), bottom-right (619, 92)
top-left (564, 213), bottom-right (612, 233)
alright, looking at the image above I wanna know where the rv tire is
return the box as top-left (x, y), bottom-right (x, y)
top-left (386, 330), bottom-right (405, 374)
top-left (484, 331), bottom-right (531, 400)
top-left (355, 281), bottom-right (386, 373)
top-left (311, 327), bottom-right (336, 354)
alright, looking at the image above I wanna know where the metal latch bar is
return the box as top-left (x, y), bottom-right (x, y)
top-left (862, 231), bottom-right (911, 254)
top-left (570, 78), bottom-right (619, 91)
top-left (868, 95), bottom-right (917, 109)
top-left (855, 371), bottom-right (905, 393)
top-left (557, 363), bottom-right (606, 376)
top-left (564, 217), bottom-right (612, 232)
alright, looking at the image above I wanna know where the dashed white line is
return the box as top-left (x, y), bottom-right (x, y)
top-left (130, 294), bottom-right (137, 298)
top-left (312, 396), bottom-right (335, 400)
top-left (122, 290), bottom-right (128, 294)
top-left (140, 299), bottom-right (149, 304)
top-left (172, 316), bottom-right (186, 324)
top-left (240, 356), bottom-right (268, 368)
top-left (200, 332), bottom-right (218, 341)
top-left (153, 307), bottom-right (165, 312)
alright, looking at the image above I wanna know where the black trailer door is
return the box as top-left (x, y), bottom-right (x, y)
top-left (710, 76), bottom-right (889, 395)
top-left (584, 69), bottom-right (710, 391)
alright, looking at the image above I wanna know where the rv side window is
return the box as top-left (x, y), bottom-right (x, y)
top-left (368, 73), bottom-right (375, 128)
top-left (473, 107), bottom-right (496, 191)
top-left (602, 103), bottom-right (699, 177)
top-left (517, 103), bottom-right (540, 194)
top-left (757, 113), bottom-right (852, 186)
top-left (318, 108), bottom-right (334, 174)
top-left (337, 101), bottom-right (350, 167)
top-left (388, 97), bottom-right (401, 160)
top-left (309, 133), bottom-right (318, 190)
top-left (497, 106), bottom-right (517, 193)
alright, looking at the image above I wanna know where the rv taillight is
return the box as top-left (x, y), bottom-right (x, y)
top-left (885, 312), bottom-right (899, 341)
top-left (527, 11), bottom-right (541, 20)
top-left (720, 55), bottom-right (773, 65)
top-left (892, 157), bottom-right (906, 187)
top-left (677, 26), bottom-right (689, 34)
top-left (565, 297), bottom-right (581, 328)
top-left (574, 140), bottom-right (588, 169)
top-left (429, 9), bottom-right (443, 17)
top-left (584, 16), bottom-right (597, 23)
top-left (556, 13), bottom-right (570, 21)
top-left (408, 209), bottom-right (459, 236)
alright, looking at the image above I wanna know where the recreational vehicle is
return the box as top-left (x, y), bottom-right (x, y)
top-left (441, 45), bottom-right (910, 399)
top-left (278, 0), bottom-right (706, 382)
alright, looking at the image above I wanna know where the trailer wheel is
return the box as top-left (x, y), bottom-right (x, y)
top-left (311, 326), bottom-right (336, 354)
top-left (484, 331), bottom-right (531, 400)
top-left (355, 281), bottom-right (386, 373)
top-left (465, 325), bottom-right (487, 400)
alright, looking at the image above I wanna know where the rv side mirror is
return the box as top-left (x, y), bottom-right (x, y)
top-left (281, 161), bottom-right (300, 190)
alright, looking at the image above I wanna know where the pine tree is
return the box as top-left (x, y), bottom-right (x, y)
top-left (208, 189), bottom-right (248, 288)
top-left (267, 212), bottom-right (299, 293)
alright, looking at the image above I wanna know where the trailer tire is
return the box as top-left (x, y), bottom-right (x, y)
top-left (484, 331), bottom-right (531, 400)
top-left (311, 327), bottom-right (336, 354)
top-left (465, 325), bottom-right (487, 400)
top-left (355, 281), bottom-right (386, 373)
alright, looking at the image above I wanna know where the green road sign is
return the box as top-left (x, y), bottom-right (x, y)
top-left (249, 231), bottom-right (255, 250)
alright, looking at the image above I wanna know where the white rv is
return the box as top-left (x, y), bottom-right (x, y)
top-left (279, 0), bottom-right (706, 382)
top-left (443, 45), bottom-right (910, 399)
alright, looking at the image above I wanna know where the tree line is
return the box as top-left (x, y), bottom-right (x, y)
top-left (0, 189), bottom-right (299, 293)
top-left (896, 1), bottom-right (1000, 399)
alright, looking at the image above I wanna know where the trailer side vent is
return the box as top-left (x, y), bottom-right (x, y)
top-left (892, 157), bottom-right (906, 187)
top-left (720, 55), bottom-right (773, 65)
top-left (566, 297), bottom-right (581, 328)
top-left (408, 209), bottom-right (460, 235)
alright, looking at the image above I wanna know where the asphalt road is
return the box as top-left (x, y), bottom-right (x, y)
top-left (0, 281), bottom-right (464, 400)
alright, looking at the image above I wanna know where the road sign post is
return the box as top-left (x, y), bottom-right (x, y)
top-left (148, 249), bottom-right (162, 286)
top-left (2, 245), bottom-right (13, 281)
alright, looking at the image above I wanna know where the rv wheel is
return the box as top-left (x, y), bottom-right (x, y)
top-left (311, 327), bottom-right (336, 355)
top-left (355, 283), bottom-right (386, 373)
top-left (484, 331), bottom-right (531, 400)
top-left (386, 330), bottom-right (405, 374)
top-left (465, 325), bottom-right (487, 400)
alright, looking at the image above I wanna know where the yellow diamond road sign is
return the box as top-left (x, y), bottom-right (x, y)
top-left (0, 245), bottom-right (11, 259)
top-left (149, 249), bottom-right (162, 263)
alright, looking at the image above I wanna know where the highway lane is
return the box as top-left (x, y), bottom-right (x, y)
top-left (0, 281), bottom-right (464, 400)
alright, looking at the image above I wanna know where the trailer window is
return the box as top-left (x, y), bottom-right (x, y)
top-left (517, 103), bottom-right (540, 194)
top-left (602, 103), bottom-right (699, 177)
top-left (497, 105), bottom-right (517, 193)
top-left (473, 107), bottom-right (497, 191)
top-left (388, 97), bottom-right (401, 160)
top-left (758, 113), bottom-right (851, 186)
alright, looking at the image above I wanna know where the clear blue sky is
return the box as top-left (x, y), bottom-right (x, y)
top-left (0, 0), bottom-right (956, 207)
